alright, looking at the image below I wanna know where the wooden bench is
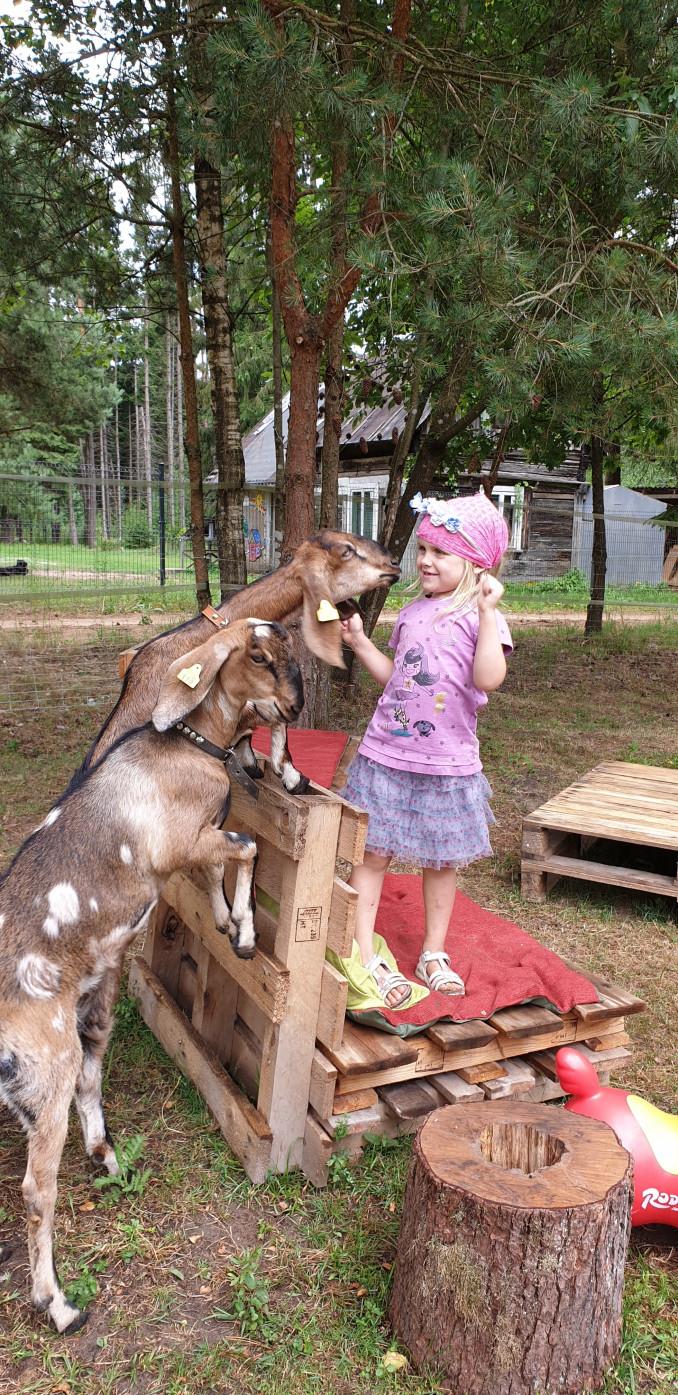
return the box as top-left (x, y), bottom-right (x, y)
top-left (521, 761), bottom-right (678, 903)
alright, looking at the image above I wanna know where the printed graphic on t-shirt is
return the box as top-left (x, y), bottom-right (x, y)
top-left (359, 595), bottom-right (513, 777)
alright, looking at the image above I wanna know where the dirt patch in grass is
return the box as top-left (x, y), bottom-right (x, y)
top-left (0, 620), bottom-right (676, 1393)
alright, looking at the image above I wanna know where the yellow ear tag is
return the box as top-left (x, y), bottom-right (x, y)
top-left (177, 663), bottom-right (202, 689)
top-left (316, 599), bottom-right (340, 622)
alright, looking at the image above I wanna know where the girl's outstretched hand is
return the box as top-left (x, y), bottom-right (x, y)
top-left (477, 574), bottom-right (505, 612)
top-left (340, 611), bottom-right (365, 649)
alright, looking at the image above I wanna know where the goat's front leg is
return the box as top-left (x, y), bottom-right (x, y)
top-left (269, 721), bottom-right (310, 794)
top-left (23, 1048), bottom-right (87, 1333)
top-left (192, 827), bottom-right (258, 959)
top-left (233, 707), bottom-right (309, 795)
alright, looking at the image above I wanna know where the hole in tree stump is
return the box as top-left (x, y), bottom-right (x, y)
top-left (480, 1121), bottom-right (565, 1175)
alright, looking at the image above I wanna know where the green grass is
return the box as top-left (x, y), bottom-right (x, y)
top-left (0, 621), bottom-right (677, 1393)
top-left (502, 578), bottom-right (677, 612)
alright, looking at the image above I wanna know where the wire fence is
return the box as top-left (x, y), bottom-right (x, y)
top-left (1, 472), bottom-right (677, 614)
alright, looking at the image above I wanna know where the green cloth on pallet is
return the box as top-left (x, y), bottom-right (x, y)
top-left (326, 933), bottom-right (429, 1014)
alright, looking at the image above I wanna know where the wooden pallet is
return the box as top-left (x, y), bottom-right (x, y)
top-left (122, 698), bottom-right (644, 1184)
top-left (129, 757), bottom-right (367, 1182)
top-left (302, 977), bottom-right (641, 1183)
top-left (521, 761), bottom-right (678, 903)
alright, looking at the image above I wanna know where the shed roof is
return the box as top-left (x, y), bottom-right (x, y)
top-left (206, 386), bottom-right (429, 488)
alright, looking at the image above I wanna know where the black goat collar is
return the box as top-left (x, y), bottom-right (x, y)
top-left (174, 721), bottom-right (260, 799)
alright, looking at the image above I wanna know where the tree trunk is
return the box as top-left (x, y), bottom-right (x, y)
top-left (67, 484), bottom-right (78, 546)
top-left (99, 423), bottom-right (109, 541)
top-left (390, 1102), bottom-right (631, 1395)
top-left (585, 432), bottom-right (607, 636)
top-left (282, 335), bottom-right (322, 555)
top-left (114, 364), bottom-right (122, 540)
top-left (166, 312), bottom-right (175, 528)
top-left (319, 318), bottom-right (343, 531)
top-left (189, 0), bottom-right (246, 594)
top-left (165, 38), bottom-right (211, 609)
top-left (176, 323), bottom-right (186, 531)
top-left (144, 316), bottom-right (153, 530)
top-left (270, 236), bottom-right (286, 566)
top-left (82, 433), bottom-right (97, 547)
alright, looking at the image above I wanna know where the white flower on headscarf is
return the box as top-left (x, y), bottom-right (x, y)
top-left (410, 493), bottom-right (462, 532)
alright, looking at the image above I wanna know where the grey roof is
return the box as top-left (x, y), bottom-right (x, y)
top-left (206, 386), bottom-right (430, 488)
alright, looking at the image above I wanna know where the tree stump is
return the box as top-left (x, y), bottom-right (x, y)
top-left (389, 1102), bottom-right (632, 1395)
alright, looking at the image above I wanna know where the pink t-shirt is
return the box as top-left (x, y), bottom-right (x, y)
top-left (358, 595), bottom-right (513, 776)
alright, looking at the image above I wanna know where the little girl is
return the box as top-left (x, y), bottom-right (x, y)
top-left (340, 490), bottom-right (512, 1009)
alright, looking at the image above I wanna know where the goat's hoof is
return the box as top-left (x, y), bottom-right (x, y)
top-left (247, 764), bottom-right (265, 780)
top-left (58, 1306), bottom-right (90, 1336)
top-left (90, 1142), bottom-right (119, 1176)
top-left (292, 775), bottom-right (310, 795)
top-left (232, 938), bottom-right (257, 960)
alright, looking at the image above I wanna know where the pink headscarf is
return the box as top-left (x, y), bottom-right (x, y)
top-left (411, 490), bottom-right (509, 570)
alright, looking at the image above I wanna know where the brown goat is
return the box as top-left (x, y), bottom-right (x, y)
top-left (84, 530), bottom-right (400, 773)
top-left (0, 619), bottom-right (302, 1333)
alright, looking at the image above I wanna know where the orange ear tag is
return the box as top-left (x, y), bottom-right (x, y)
top-left (177, 663), bottom-right (202, 689)
top-left (316, 599), bottom-right (340, 622)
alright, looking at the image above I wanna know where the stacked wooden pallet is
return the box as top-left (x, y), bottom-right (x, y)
top-left (303, 973), bottom-right (642, 1185)
top-left (126, 744), bottom-right (643, 1185)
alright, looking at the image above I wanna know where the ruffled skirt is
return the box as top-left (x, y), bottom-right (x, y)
top-left (340, 753), bottom-right (495, 870)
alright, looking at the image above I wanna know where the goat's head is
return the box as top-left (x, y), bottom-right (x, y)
top-left (151, 619), bottom-right (304, 732)
top-left (292, 531), bottom-right (400, 668)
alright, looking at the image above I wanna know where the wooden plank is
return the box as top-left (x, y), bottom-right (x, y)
top-left (523, 853), bottom-right (678, 898)
top-left (258, 796), bottom-right (342, 1172)
top-left (302, 1113), bottom-right (333, 1188)
top-left (577, 1043), bottom-right (633, 1069)
top-left (429, 1072), bottom-right (484, 1105)
top-left (191, 941), bottom-right (238, 1065)
top-left (456, 1060), bottom-right (507, 1085)
top-left (118, 645), bottom-right (139, 679)
top-left (585, 1031), bottom-right (630, 1052)
top-left (523, 803), bottom-right (678, 850)
top-left (529, 1045), bottom-right (632, 1082)
top-left (489, 1004), bottom-right (569, 1041)
top-left (330, 1088), bottom-right (378, 1115)
top-left (327, 876), bottom-right (358, 958)
top-left (481, 1059), bottom-right (539, 1099)
top-left (332, 1017), bottom-right (581, 1095)
top-left (229, 779), bottom-right (311, 860)
top-left (336, 802), bottom-right (368, 865)
top-left (316, 961), bottom-right (349, 1052)
top-left (379, 1079), bottom-right (443, 1122)
top-left (323, 1103), bottom-right (386, 1137)
top-left (128, 956), bottom-right (272, 1183)
top-left (586, 761), bottom-right (678, 785)
top-left (426, 1019), bottom-right (499, 1051)
top-left (330, 734), bottom-right (359, 792)
top-left (323, 1020), bottom-right (419, 1077)
top-left (308, 1049), bottom-right (338, 1120)
top-left (145, 900), bottom-right (186, 998)
top-left (163, 872), bottom-right (289, 1024)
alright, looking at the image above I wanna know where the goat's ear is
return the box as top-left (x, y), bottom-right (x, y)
top-left (300, 555), bottom-right (346, 668)
top-left (152, 632), bottom-right (235, 731)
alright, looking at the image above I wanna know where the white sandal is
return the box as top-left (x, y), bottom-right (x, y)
top-left (364, 953), bottom-right (413, 1008)
top-left (415, 950), bottom-right (465, 996)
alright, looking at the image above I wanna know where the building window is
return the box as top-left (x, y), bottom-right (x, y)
top-left (493, 485), bottom-right (526, 551)
top-left (348, 489), bottom-right (378, 538)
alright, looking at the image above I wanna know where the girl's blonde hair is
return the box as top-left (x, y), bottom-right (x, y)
top-left (422, 558), bottom-right (502, 629)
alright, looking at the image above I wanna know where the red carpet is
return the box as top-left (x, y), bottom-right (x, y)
top-left (252, 728), bottom-right (597, 1025)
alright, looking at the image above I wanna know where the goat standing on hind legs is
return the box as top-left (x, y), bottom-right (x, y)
top-left (0, 619), bottom-right (303, 1334)
top-left (84, 530), bottom-right (400, 780)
